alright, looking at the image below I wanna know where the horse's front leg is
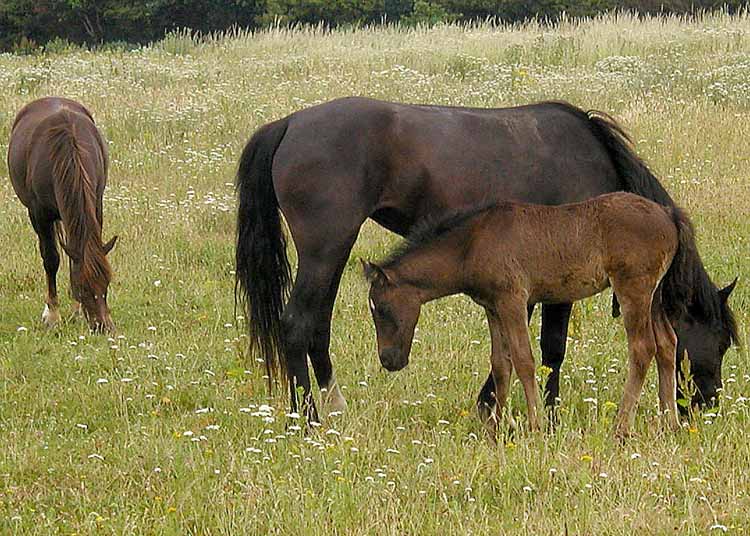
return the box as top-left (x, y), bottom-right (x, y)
top-left (540, 302), bottom-right (573, 408)
top-left (30, 212), bottom-right (61, 329)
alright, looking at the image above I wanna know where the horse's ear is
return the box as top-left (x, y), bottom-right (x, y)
top-left (103, 235), bottom-right (118, 255)
top-left (60, 241), bottom-right (80, 262)
top-left (361, 260), bottom-right (389, 284)
top-left (719, 277), bottom-right (738, 303)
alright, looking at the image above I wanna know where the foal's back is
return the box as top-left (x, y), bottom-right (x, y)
top-left (8, 97), bottom-right (107, 212)
top-left (468, 192), bottom-right (678, 304)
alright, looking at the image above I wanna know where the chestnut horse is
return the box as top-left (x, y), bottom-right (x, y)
top-left (364, 192), bottom-right (733, 437)
top-left (234, 97), bottom-right (737, 421)
top-left (8, 97), bottom-right (117, 332)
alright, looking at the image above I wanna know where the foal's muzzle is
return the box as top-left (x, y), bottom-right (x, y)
top-left (380, 348), bottom-right (407, 371)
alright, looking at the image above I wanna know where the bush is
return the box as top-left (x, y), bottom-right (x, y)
top-left (401, 1), bottom-right (461, 26)
top-left (0, 0), bottom-right (746, 52)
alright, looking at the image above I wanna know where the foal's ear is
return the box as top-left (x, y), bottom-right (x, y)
top-left (361, 260), bottom-right (389, 284)
top-left (719, 277), bottom-right (738, 303)
top-left (103, 235), bottom-right (118, 255)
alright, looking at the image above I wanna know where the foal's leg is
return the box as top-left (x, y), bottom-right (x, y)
top-left (653, 307), bottom-right (680, 430)
top-left (498, 297), bottom-right (541, 431)
top-left (481, 309), bottom-right (514, 437)
top-left (477, 303), bottom-right (535, 420)
top-left (30, 212), bottom-right (61, 328)
top-left (612, 281), bottom-right (657, 438)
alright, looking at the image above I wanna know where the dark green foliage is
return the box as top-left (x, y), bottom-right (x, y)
top-left (0, 0), bottom-right (745, 51)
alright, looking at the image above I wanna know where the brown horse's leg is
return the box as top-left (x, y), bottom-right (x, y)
top-left (612, 280), bottom-right (657, 438)
top-left (483, 309), bottom-right (514, 437)
top-left (653, 307), bottom-right (680, 430)
top-left (30, 212), bottom-right (61, 328)
top-left (497, 297), bottom-right (541, 431)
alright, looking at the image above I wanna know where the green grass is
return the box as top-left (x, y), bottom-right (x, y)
top-left (1, 11), bottom-right (749, 535)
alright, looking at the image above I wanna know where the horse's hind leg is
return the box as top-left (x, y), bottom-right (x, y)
top-left (30, 211), bottom-right (61, 328)
top-left (612, 279), bottom-right (658, 438)
top-left (653, 306), bottom-right (680, 430)
top-left (308, 251), bottom-right (354, 417)
top-left (281, 231), bottom-right (360, 423)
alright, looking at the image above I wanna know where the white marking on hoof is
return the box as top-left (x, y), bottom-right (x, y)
top-left (321, 379), bottom-right (348, 416)
top-left (42, 304), bottom-right (61, 328)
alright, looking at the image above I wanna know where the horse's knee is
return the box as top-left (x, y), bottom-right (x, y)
top-left (280, 307), bottom-right (312, 347)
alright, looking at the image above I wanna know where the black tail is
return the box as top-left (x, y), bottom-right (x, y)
top-left (235, 117), bottom-right (291, 388)
top-left (660, 206), bottom-right (720, 323)
top-left (586, 110), bottom-right (675, 208)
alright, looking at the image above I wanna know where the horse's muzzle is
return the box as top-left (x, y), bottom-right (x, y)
top-left (380, 348), bottom-right (407, 371)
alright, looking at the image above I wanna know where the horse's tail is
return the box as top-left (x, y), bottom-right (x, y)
top-left (235, 117), bottom-right (291, 389)
top-left (46, 112), bottom-right (111, 285)
top-left (586, 110), bottom-right (675, 208)
top-left (660, 206), bottom-right (718, 322)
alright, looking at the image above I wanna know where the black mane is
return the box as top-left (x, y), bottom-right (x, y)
top-left (382, 203), bottom-right (497, 269)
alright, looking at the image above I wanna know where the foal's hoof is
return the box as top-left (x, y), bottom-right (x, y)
top-left (613, 428), bottom-right (634, 443)
top-left (477, 401), bottom-right (502, 442)
top-left (42, 304), bottom-right (61, 328)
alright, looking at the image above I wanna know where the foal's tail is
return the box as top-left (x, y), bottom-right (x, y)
top-left (235, 117), bottom-right (291, 388)
top-left (660, 206), bottom-right (717, 321)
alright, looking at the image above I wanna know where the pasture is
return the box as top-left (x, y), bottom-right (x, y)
top-left (1, 11), bottom-right (749, 534)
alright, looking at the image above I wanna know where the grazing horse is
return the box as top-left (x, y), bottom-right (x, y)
top-left (8, 97), bottom-right (117, 332)
top-left (364, 192), bottom-right (731, 437)
top-left (234, 97), bottom-right (737, 421)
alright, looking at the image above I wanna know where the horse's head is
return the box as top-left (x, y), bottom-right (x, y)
top-left (68, 235), bottom-right (118, 333)
top-left (675, 278), bottom-right (738, 412)
top-left (363, 261), bottom-right (421, 372)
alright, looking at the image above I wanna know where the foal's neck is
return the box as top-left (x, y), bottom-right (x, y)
top-left (390, 237), bottom-right (466, 304)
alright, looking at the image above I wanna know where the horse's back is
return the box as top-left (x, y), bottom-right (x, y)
top-left (8, 97), bottom-right (105, 211)
top-left (270, 97), bottom-right (622, 237)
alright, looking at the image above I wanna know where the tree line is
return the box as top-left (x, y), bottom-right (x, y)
top-left (0, 1), bottom-right (744, 52)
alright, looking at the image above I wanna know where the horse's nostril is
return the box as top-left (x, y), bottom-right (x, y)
top-left (380, 348), bottom-right (405, 371)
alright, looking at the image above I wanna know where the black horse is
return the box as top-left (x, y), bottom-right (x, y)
top-left (235, 97), bottom-right (737, 421)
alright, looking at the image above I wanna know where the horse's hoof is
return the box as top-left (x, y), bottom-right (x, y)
top-left (321, 381), bottom-right (348, 416)
top-left (42, 304), bottom-right (61, 328)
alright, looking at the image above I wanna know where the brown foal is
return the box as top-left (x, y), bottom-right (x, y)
top-left (365, 192), bottom-right (709, 438)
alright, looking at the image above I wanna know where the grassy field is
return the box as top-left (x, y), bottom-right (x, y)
top-left (1, 11), bottom-right (749, 535)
